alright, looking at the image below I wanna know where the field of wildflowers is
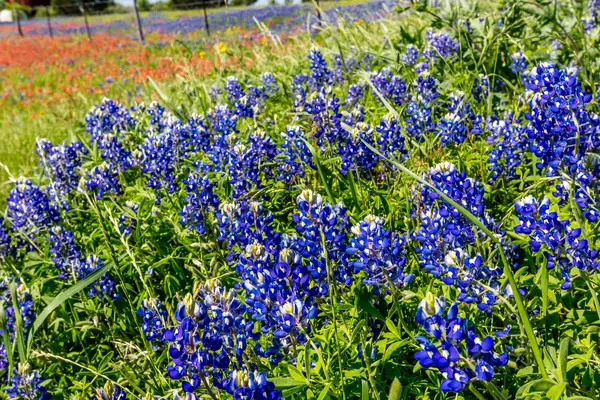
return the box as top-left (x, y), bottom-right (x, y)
top-left (2, 0), bottom-right (600, 399)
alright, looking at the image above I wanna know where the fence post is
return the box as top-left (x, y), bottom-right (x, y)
top-left (46, 6), bottom-right (53, 37)
top-left (203, 2), bottom-right (210, 37)
top-left (79, 0), bottom-right (92, 41)
top-left (132, 0), bottom-right (145, 43)
top-left (316, 0), bottom-right (322, 24)
top-left (14, 8), bottom-right (24, 37)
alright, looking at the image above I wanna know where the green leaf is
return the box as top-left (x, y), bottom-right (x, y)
top-left (557, 337), bottom-right (570, 383)
top-left (287, 364), bottom-right (308, 383)
top-left (385, 319), bottom-right (400, 339)
top-left (10, 281), bottom-right (26, 363)
top-left (516, 379), bottom-right (556, 399)
top-left (387, 378), bottom-right (402, 400)
top-left (27, 257), bottom-right (118, 354)
top-left (361, 380), bottom-right (369, 400)
top-left (547, 382), bottom-right (567, 400)
top-left (317, 383), bottom-right (333, 400)
top-left (270, 377), bottom-right (308, 389)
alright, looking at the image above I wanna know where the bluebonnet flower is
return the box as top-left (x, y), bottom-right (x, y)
top-left (180, 171), bottom-right (219, 235)
top-left (276, 126), bottom-right (315, 184)
top-left (400, 44), bottom-right (419, 66)
top-left (370, 67), bottom-right (407, 105)
top-left (346, 215), bottom-right (413, 290)
top-left (7, 178), bottom-right (60, 239)
top-left (209, 85), bottom-right (222, 101)
top-left (96, 382), bottom-right (127, 400)
top-left (225, 76), bottom-right (245, 101)
top-left (308, 49), bottom-right (333, 90)
top-left (140, 125), bottom-right (181, 193)
top-left (414, 163), bottom-right (505, 312)
top-left (438, 91), bottom-right (483, 146)
top-left (215, 201), bottom-right (279, 251)
top-left (414, 72), bottom-right (439, 104)
top-left (0, 218), bottom-right (15, 262)
top-left (509, 51), bottom-right (528, 76)
top-left (473, 74), bottom-right (489, 103)
top-left (345, 83), bottom-right (365, 107)
top-left (414, 294), bottom-right (508, 392)
top-left (6, 364), bottom-right (51, 400)
top-left (523, 62), bottom-right (595, 175)
top-left (261, 72), bottom-right (278, 95)
top-left (423, 29), bottom-right (460, 61)
top-left (377, 113), bottom-right (408, 163)
top-left (221, 369), bottom-right (282, 400)
top-left (342, 106), bottom-right (365, 126)
top-left (0, 277), bottom-right (36, 340)
top-left (406, 100), bottom-right (435, 142)
top-left (163, 280), bottom-right (273, 397)
top-left (85, 98), bottom-right (135, 170)
top-left (0, 279), bottom-right (36, 375)
top-left (293, 190), bottom-right (351, 287)
top-left (80, 255), bottom-right (119, 300)
top-left (48, 226), bottom-right (83, 280)
top-left (119, 201), bottom-right (139, 236)
top-left (36, 139), bottom-right (87, 207)
top-left (303, 90), bottom-right (345, 149)
top-left (85, 162), bottom-right (122, 200)
top-left (514, 196), bottom-right (599, 289)
top-left (137, 298), bottom-right (168, 349)
top-left (486, 114), bottom-right (528, 183)
top-left (338, 122), bottom-right (380, 178)
top-left (228, 130), bottom-right (277, 198)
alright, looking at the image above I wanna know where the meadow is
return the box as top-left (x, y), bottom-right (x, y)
top-left (2, 0), bottom-right (600, 399)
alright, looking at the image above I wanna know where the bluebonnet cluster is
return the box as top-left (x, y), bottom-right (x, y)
top-left (308, 49), bottom-right (333, 90)
top-left (414, 163), bottom-right (504, 313)
top-left (7, 178), bottom-right (60, 239)
top-left (510, 51), bottom-right (528, 77)
top-left (276, 126), bottom-right (314, 184)
top-left (303, 90), bottom-right (345, 149)
top-left (85, 162), bottom-right (122, 200)
top-left (0, 218), bottom-right (14, 263)
top-left (423, 29), bottom-right (460, 61)
top-left (473, 75), bottom-right (489, 103)
top-left (85, 98), bottom-right (135, 170)
top-left (377, 113), bottom-right (408, 163)
top-left (523, 62), bottom-right (600, 221)
top-left (163, 280), bottom-right (282, 400)
top-left (338, 122), bottom-right (380, 177)
top-left (180, 169), bottom-right (219, 235)
top-left (220, 369), bottom-right (281, 400)
top-left (406, 99), bottom-right (435, 142)
top-left (400, 44), bottom-right (419, 65)
top-left (215, 200), bottom-right (279, 251)
top-left (0, 278), bottom-right (36, 341)
top-left (414, 294), bottom-right (508, 392)
top-left (438, 91), bottom-right (483, 146)
top-left (369, 67), bottom-right (407, 105)
top-left (95, 382), bottom-right (127, 400)
top-left (346, 215), bottom-right (413, 291)
top-left (293, 190), bottom-right (351, 287)
top-left (514, 196), bottom-right (599, 289)
top-left (6, 364), bottom-right (51, 400)
top-left (47, 226), bottom-right (118, 300)
top-left (345, 83), bottom-right (365, 106)
top-left (119, 201), bottom-right (139, 236)
top-left (261, 72), bottom-right (278, 95)
top-left (228, 130), bottom-right (277, 198)
top-left (137, 298), bottom-right (168, 349)
top-left (36, 139), bottom-right (87, 208)
top-left (79, 255), bottom-right (119, 300)
top-left (486, 114), bottom-right (527, 183)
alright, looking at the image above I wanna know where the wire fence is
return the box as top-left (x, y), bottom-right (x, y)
top-left (0, 0), bottom-right (367, 41)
